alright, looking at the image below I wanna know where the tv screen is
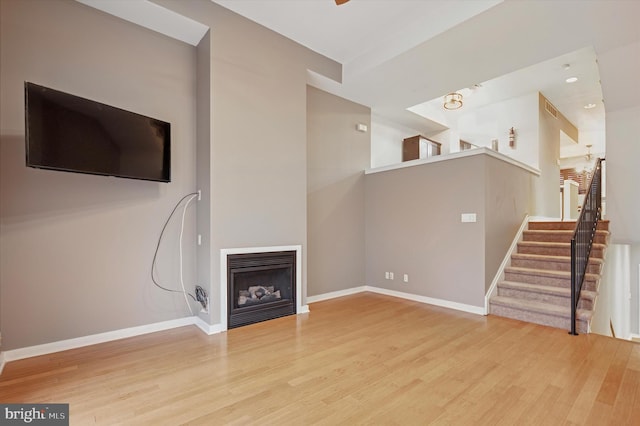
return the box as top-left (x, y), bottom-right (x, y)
top-left (24, 82), bottom-right (171, 182)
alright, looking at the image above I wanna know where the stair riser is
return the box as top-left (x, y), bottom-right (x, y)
top-left (510, 259), bottom-right (602, 274)
top-left (528, 221), bottom-right (610, 231)
top-left (528, 222), bottom-right (578, 231)
top-left (517, 245), bottom-right (605, 258)
top-left (490, 303), bottom-right (588, 333)
top-left (523, 232), bottom-right (608, 244)
top-left (497, 287), bottom-right (594, 310)
top-left (581, 298), bottom-right (594, 310)
top-left (503, 272), bottom-right (599, 290)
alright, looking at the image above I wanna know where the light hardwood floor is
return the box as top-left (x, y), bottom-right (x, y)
top-left (1, 293), bottom-right (639, 425)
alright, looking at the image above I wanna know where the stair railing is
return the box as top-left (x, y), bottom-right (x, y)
top-left (570, 157), bottom-right (604, 335)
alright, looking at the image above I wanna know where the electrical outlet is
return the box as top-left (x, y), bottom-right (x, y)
top-left (385, 272), bottom-right (390, 279)
top-left (403, 274), bottom-right (409, 283)
top-left (389, 272), bottom-right (394, 280)
top-left (197, 189), bottom-right (202, 201)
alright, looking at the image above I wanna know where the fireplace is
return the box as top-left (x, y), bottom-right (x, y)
top-left (227, 250), bottom-right (296, 329)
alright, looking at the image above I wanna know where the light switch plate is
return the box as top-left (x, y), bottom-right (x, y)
top-left (461, 213), bottom-right (477, 223)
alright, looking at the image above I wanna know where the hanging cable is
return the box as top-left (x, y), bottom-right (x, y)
top-left (178, 193), bottom-right (198, 315)
top-left (151, 192), bottom-right (199, 314)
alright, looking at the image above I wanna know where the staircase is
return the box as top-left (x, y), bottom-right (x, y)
top-left (490, 220), bottom-right (609, 333)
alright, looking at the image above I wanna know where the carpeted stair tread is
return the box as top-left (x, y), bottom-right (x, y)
top-left (524, 229), bottom-right (609, 235)
top-left (504, 266), bottom-right (600, 281)
top-left (510, 253), bottom-right (604, 269)
top-left (517, 241), bottom-right (606, 258)
top-left (510, 253), bottom-right (604, 270)
top-left (490, 295), bottom-right (592, 320)
top-left (519, 241), bottom-right (569, 247)
top-left (498, 280), bottom-right (597, 300)
top-left (510, 253), bottom-right (603, 264)
top-left (523, 229), bottom-right (609, 244)
top-left (518, 241), bottom-right (607, 249)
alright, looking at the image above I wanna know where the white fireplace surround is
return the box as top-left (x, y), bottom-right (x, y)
top-left (220, 245), bottom-right (307, 331)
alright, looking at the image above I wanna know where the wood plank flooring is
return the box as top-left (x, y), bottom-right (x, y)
top-left (1, 292), bottom-right (639, 425)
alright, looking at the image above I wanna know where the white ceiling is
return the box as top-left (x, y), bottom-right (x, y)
top-left (212, 0), bottom-right (502, 79)
top-left (408, 46), bottom-right (605, 148)
top-left (211, 0), bottom-right (604, 157)
top-left (78, 0), bottom-right (608, 159)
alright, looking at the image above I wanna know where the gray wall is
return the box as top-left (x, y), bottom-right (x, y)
top-left (484, 156), bottom-right (533, 290)
top-left (306, 86), bottom-right (371, 297)
top-left (195, 31), bottom-right (212, 323)
top-left (0, 0), bottom-right (197, 350)
top-left (365, 156), bottom-right (485, 307)
top-left (365, 153), bottom-right (532, 308)
top-left (0, 0), bottom-right (342, 350)
top-left (155, 0), bottom-right (341, 325)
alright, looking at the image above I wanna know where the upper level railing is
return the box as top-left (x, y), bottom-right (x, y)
top-left (570, 158), bottom-right (604, 335)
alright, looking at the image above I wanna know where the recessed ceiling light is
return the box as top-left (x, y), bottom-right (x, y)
top-left (584, 103), bottom-right (597, 109)
top-left (566, 76), bottom-right (578, 83)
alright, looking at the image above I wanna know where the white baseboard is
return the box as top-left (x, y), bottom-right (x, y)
top-left (366, 286), bottom-right (485, 315)
top-left (629, 333), bottom-right (640, 341)
top-left (307, 285), bottom-right (484, 316)
top-left (193, 316), bottom-right (225, 335)
top-left (1, 316), bottom-right (214, 365)
top-left (307, 286), bottom-right (367, 304)
top-left (298, 304), bottom-right (310, 314)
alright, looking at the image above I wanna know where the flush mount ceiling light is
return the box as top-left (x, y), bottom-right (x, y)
top-left (443, 92), bottom-right (463, 110)
top-left (584, 103), bottom-right (597, 109)
top-left (565, 76), bottom-right (578, 83)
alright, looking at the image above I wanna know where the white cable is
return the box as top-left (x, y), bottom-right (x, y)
top-left (179, 193), bottom-right (198, 315)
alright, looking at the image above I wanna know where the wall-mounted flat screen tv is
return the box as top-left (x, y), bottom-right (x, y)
top-left (25, 82), bottom-right (171, 182)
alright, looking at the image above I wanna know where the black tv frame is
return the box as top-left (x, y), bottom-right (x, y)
top-left (24, 82), bottom-right (171, 183)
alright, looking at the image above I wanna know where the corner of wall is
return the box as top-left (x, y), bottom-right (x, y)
top-left (193, 316), bottom-right (224, 335)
